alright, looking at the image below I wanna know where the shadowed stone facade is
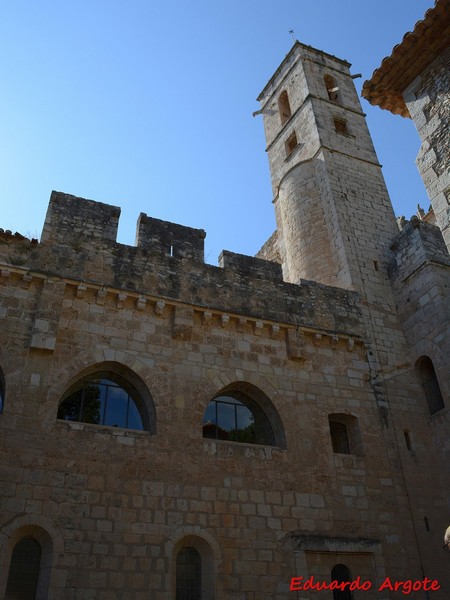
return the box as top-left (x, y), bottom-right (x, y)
top-left (362, 0), bottom-right (450, 251)
top-left (0, 35), bottom-right (449, 600)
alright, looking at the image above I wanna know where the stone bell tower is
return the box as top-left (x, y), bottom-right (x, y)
top-left (257, 42), bottom-right (399, 303)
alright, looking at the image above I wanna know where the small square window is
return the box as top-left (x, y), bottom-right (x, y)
top-left (334, 118), bottom-right (349, 135)
top-left (285, 131), bottom-right (298, 156)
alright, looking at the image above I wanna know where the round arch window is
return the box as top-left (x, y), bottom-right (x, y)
top-left (415, 356), bottom-right (445, 414)
top-left (202, 392), bottom-right (276, 446)
top-left (57, 372), bottom-right (148, 431)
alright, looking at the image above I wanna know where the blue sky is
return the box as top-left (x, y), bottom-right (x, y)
top-left (0, 0), bottom-right (433, 264)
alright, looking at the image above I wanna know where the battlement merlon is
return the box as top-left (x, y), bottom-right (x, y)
top-left (389, 217), bottom-right (450, 280)
top-left (136, 213), bottom-right (206, 262)
top-left (41, 191), bottom-right (121, 245)
top-left (0, 192), bottom-right (364, 336)
top-left (41, 191), bottom-right (206, 262)
top-left (219, 250), bottom-right (283, 281)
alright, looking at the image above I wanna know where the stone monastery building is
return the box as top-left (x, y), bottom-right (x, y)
top-left (0, 2), bottom-right (449, 598)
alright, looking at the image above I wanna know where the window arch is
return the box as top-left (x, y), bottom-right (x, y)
top-left (416, 356), bottom-right (445, 414)
top-left (57, 363), bottom-right (155, 432)
top-left (202, 382), bottom-right (286, 448)
top-left (324, 74), bottom-right (341, 103)
top-left (328, 414), bottom-right (362, 456)
top-left (278, 90), bottom-right (292, 125)
top-left (331, 564), bottom-right (354, 600)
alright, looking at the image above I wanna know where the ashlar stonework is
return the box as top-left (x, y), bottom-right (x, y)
top-left (0, 38), bottom-right (449, 599)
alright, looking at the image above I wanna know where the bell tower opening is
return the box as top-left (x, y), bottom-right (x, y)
top-left (256, 41), bottom-right (399, 298)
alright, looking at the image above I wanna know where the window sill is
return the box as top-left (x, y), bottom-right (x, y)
top-left (203, 438), bottom-right (283, 459)
top-left (332, 453), bottom-right (363, 468)
top-left (55, 418), bottom-right (151, 441)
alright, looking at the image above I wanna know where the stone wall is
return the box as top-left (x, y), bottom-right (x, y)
top-left (389, 217), bottom-right (450, 470)
top-left (404, 46), bottom-right (450, 251)
top-left (1, 193), bottom-right (449, 597)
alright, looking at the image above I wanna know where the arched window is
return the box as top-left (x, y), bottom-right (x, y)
top-left (171, 535), bottom-right (216, 600)
top-left (176, 547), bottom-right (201, 600)
top-left (5, 537), bottom-right (42, 600)
top-left (202, 383), bottom-right (286, 447)
top-left (324, 74), bottom-right (341, 103)
top-left (278, 90), bottom-right (292, 125)
top-left (416, 356), bottom-right (445, 414)
top-left (328, 414), bottom-right (362, 456)
top-left (57, 368), bottom-right (153, 431)
top-left (331, 564), bottom-right (354, 600)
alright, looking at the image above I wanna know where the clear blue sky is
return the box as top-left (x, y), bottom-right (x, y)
top-left (0, 0), bottom-right (433, 264)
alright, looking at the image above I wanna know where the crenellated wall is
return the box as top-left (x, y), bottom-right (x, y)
top-left (0, 192), bottom-right (364, 337)
top-left (1, 188), bottom-right (450, 597)
top-left (1, 32), bottom-right (449, 598)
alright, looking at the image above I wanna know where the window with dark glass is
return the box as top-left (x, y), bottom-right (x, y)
top-left (202, 394), bottom-right (275, 446)
top-left (176, 547), bottom-right (201, 600)
top-left (5, 537), bottom-right (42, 600)
top-left (331, 564), bottom-right (354, 600)
top-left (57, 373), bottom-right (145, 430)
top-left (416, 356), bottom-right (445, 414)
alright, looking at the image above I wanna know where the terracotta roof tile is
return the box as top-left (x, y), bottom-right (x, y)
top-left (362, 0), bottom-right (450, 117)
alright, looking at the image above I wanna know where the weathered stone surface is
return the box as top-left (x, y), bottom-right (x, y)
top-left (0, 35), bottom-right (449, 600)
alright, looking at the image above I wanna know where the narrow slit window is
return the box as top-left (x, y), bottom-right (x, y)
top-left (404, 430), bottom-right (412, 451)
top-left (0, 367), bottom-right (4, 413)
top-left (324, 74), bottom-right (341, 103)
top-left (278, 90), bottom-right (292, 125)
